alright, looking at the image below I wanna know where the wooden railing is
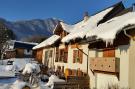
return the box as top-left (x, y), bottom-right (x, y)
top-left (90, 57), bottom-right (120, 73)
top-left (53, 76), bottom-right (90, 89)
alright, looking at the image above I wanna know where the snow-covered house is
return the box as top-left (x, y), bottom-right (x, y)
top-left (33, 20), bottom-right (73, 70)
top-left (60, 1), bottom-right (125, 76)
top-left (85, 7), bottom-right (135, 89)
top-left (33, 1), bottom-right (125, 71)
top-left (33, 2), bottom-right (135, 89)
top-left (60, 2), bottom-right (135, 89)
top-left (33, 35), bottom-right (60, 66)
top-left (5, 40), bottom-right (37, 59)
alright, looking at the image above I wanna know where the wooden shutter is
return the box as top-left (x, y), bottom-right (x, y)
top-left (73, 50), bottom-right (77, 63)
top-left (64, 53), bottom-right (68, 63)
top-left (62, 66), bottom-right (64, 73)
top-left (36, 49), bottom-right (43, 63)
top-left (64, 45), bottom-right (68, 52)
top-left (59, 49), bottom-right (62, 61)
top-left (64, 48), bottom-right (68, 63)
top-left (103, 48), bottom-right (115, 57)
top-left (79, 50), bottom-right (83, 64)
top-left (55, 47), bottom-right (59, 62)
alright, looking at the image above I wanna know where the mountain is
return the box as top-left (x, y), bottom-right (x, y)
top-left (0, 18), bottom-right (59, 40)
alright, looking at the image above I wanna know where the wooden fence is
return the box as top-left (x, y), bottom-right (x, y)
top-left (53, 76), bottom-right (90, 89)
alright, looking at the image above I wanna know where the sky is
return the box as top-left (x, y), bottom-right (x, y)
top-left (0, 0), bottom-right (134, 24)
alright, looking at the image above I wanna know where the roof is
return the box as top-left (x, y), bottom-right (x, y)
top-left (86, 12), bottom-right (135, 45)
top-left (33, 35), bottom-right (60, 50)
top-left (61, 6), bottom-right (114, 43)
top-left (14, 41), bottom-right (37, 49)
top-left (115, 7), bottom-right (133, 16)
top-left (13, 40), bottom-right (38, 45)
top-left (97, 1), bottom-right (125, 25)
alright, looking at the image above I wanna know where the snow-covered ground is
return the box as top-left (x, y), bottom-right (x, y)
top-left (0, 76), bottom-right (63, 89)
top-left (45, 75), bottom-right (65, 88)
top-left (0, 58), bottom-right (64, 89)
top-left (0, 81), bottom-right (52, 89)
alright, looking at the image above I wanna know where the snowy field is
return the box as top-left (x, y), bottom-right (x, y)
top-left (0, 58), bottom-right (65, 89)
top-left (0, 75), bottom-right (63, 89)
top-left (0, 77), bottom-right (52, 89)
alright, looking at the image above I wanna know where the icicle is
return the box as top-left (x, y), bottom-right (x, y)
top-left (110, 39), bottom-right (114, 45)
top-left (105, 40), bottom-right (109, 47)
top-left (104, 39), bottom-right (114, 47)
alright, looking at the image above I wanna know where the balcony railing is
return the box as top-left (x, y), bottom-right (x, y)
top-left (90, 57), bottom-right (120, 73)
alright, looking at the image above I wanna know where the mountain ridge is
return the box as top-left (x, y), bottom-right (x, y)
top-left (0, 18), bottom-right (60, 41)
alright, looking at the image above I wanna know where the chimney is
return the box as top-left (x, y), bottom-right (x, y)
top-left (133, 3), bottom-right (135, 12)
top-left (83, 12), bottom-right (89, 21)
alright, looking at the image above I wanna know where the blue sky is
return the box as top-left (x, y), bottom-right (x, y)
top-left (0, 0), bottom-right (134, 24)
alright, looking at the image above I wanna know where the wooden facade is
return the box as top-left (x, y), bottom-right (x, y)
top-left (54, 24), bottom-right (68, 39)
top-left (32, 2), bottom-right (135, 88)
top-left (4, 50), bottom-right (16, 59)
top-left (90, 57), bottom-right (120, 73)
top-left (71, 43), bottom-right (82, 49)
top-left (35, 49), bottom-right (43, 63)
top-left (54, 24), bottom-right (69, 63)
top-left (16, 48), bottom-right (24, 58)
top-left (103, 48), bottom-right (115, 57)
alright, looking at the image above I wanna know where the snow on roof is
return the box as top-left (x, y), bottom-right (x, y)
top-left (60, 22), bottom-right (74, 33)
top-left (33, 35), bottom-right (60, 50)
top-left (60, 19), bottom-right (86, 33)
top-left (61, 7), bottom-right (113, 43)
top-left (86, 12), bottom-right (135, 45)
top-left (11, 40), bottom-right (38, 45)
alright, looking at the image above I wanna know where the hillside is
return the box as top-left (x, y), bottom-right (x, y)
top-left (0, 18), bottom-right (59, 40)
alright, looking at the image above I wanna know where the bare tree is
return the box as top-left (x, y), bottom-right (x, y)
top-left (0, 22), bottom-right (15, 60)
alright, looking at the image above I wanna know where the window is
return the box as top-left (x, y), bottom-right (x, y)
top-left (49, 50), bottom-right (53, 57)
top-left (45, 51), bottom-right (49, 59)
top-left (73, 49), bottom-right (83, 64)
top-left (59, 49), bottom-right (68, 63)
top-left (27, 49), bottom-right (30, 53)
top-left (59, 49), bottom-right (64, 61)
top-left (55, 47), bottom-right (68, 63)
top-left (44, 50), bottom-right (53, 65)
top-left (24, 49), bottom-right (32, 55)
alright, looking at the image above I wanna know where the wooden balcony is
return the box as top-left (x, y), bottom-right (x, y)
top-left (90, 57), bottom-right (120, 73)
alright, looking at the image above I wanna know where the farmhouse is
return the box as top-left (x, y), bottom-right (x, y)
top-left (33, 2), bottom-right (135, 89)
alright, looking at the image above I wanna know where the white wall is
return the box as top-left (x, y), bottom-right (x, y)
top-left (54, 44), bottom-right (89, 73)
top-left (129, 39), bottom-right (135, 89)
top-left (116, 45), bottom-right (129, 88)
top-left (88, 45), bottom-right (129, 89)
top-left (47, 43), bottom-right (130, 89)
top-left (88, 50), bottom-right (96, 88)
top-left (96, 73), bottom-right (119, 89)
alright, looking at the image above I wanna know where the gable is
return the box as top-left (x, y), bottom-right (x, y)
top-left (54, 24), bottom-right (68, 38)
top-left (97, 1), bottom-right (125, 25)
